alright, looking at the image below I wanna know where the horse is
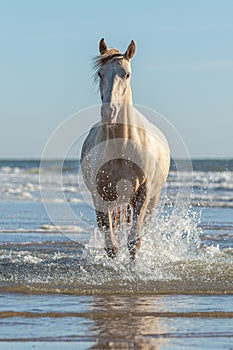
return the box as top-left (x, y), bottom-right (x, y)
top-left (81, 38), bottom-right (170, 259)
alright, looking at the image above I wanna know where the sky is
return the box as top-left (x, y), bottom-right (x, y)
top-left (0, 0), bottom-right (233, 159)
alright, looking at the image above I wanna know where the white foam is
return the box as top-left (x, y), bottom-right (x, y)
top-left (21, 191), bottom-right (33, 199)
top-left (68, 198), bottom-right (83, 203)
top-left (39, 224), bottom-right (84, 233)
top-left (1, 166), bottom-right (11, 173)
top-left (0, 224), bottom-right (84, 234)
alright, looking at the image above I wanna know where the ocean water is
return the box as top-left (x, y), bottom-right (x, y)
top-left (0, 159), bottom-right (233, 349)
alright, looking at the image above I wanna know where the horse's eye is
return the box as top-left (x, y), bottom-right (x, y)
top-left (98, 71), bottom-right (103, 79)
top-left (125, 73), bottom-right (130, 79)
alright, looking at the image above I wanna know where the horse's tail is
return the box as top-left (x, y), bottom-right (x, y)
top-left (112, 205), bottom-right (132, 229)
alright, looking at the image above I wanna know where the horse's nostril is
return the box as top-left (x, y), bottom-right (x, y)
top-left (101, 104), bottom-right (117, 120)
top-left (109, 106), bottom-right (115, 116)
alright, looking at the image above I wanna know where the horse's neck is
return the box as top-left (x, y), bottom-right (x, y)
top-left (116, 85), bottom-right (133, 123)
top-left (105, 105), bottom-right (137, 140)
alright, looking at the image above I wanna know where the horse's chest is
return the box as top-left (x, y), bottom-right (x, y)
top-left (95, 158), bottom-right (145, 202)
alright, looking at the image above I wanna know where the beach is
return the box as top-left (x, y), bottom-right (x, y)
top-left (0, 159), bottom-right (233, 349)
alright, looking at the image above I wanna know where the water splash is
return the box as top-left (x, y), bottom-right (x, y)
top-left (77, 208), bottom-right (203, 288)
top-left (1, 207), bottom-right (232, 295)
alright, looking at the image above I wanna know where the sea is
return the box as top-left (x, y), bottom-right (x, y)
top-left (0, 159), bottom-right (233, 349)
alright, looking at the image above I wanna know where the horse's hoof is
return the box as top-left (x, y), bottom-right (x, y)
top-left (127, 242), bottom-right (137, 260)
top-left (130, 251), bottom-right (136, 260)
top-left (105, 246), bottom-right (118, 259)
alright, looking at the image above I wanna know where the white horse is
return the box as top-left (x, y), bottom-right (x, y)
top-left (81, 39), bottom-right (170, 259)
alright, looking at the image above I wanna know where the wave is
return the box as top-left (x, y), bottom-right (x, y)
top-left (0, 224), bottom-right (84, 234)
top-left (0, 159), bottom-right (232, 208)
top-left (1, 176), bottom-right (233, 209)
top-left (1, 160), bottom-right (233, 209)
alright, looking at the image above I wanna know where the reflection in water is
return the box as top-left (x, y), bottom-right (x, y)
top-left (89, 295), bottom-right (169, 349)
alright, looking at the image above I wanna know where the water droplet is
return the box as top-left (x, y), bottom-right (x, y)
top-left (181, 230), bottom-right (188, 239)
top-left (166, 233), bottom-right (171, 240)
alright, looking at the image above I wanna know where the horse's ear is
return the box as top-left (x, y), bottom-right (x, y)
top-left (124, 40), bottom-right (136, 60)
top-left (99, 38), bottom-right (108, 55)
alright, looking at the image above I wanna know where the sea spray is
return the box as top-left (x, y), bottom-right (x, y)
top-left (82, 208), bottom-right (203, 285)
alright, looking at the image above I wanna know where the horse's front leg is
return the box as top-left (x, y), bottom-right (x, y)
top-left (144, 191), bottom-right (161, 223)
top-left (96, 210), bottom-right (118, 258)
top-left (127, 184), bottom-right (148, 259)
top-left (127, 210), bottom-right (142, 260)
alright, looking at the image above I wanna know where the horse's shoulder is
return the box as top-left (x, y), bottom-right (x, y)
top-left (133, 109), bottom-right (169, 151)
top-left (81, 122), bottom-right (102, 160)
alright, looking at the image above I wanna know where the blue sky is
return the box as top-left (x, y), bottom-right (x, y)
top-left (1, 0), bottom-right (233, 158)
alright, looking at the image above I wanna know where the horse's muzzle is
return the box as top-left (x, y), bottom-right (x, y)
top-left (101, 103), bottom-right (118, 125)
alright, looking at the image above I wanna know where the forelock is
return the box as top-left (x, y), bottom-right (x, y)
top-left (93, 49), bottom-right (124, 70)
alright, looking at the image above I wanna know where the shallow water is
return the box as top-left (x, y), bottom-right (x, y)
top-left (0, 160), bottom-right (233, 348)
top-left (0, 293), bottom-right (233, 349)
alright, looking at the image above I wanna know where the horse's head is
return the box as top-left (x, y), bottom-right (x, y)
top-left (95, 38), bottom-right (136, 125)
